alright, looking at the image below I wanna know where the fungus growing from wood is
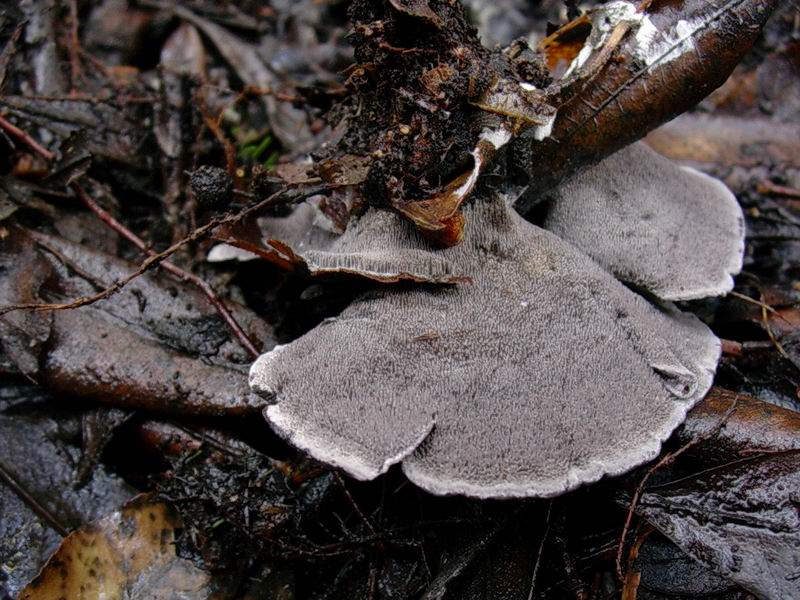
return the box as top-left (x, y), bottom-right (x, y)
top-left (246, 0), bottom-right (767, 497)
top-left (250, 163), bottom-right (741, 497)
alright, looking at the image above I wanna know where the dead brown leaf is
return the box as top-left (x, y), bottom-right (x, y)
top-left (679, 388), bottom-right (800, 466)
top-left (19, 496), bottom-right (235, 600)
top-left (518, 0), bottom-right (780, 210)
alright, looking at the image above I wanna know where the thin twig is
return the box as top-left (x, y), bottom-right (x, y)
top-left (527, 499), bottom-right (554, 600)
top-left (334, 472), bottom-right (379, 539)
top-left (720, 339), bottom-right (743, 357)
top-left (198, 92), bottom-right (237, 175)
top-left (0, 113), bottom-right (56, 160)
top-left (0, 113), bottom-right (303, 359)
top-left (5, 91), bottom-right (157, 105)
top-left (0, 461), bottom-right (70, 537)
top-left (620, 523), bottom-right (654, 600)
top-left (761, 302), bottom-right (790, 360)
top-left (75, 182), bottom-right (260, 357)
top-left (729, 291), bottom-right (795, 352)
top-left (2, 183), bottom-right (296, 358)
top-left (615, 393), bottom-right (740, 582)
top-left (729, 291), bottom-right (789, 320)
top-left (758, 180), bottom-right (800, 199)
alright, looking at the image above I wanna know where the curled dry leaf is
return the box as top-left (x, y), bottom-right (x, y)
top-left (19, 496), bottom-right (235, 600)
top-left (396, 79), bottom-right (556, 244)
top-left (217, 202), bottom-right (466, 284)
top-left (539, 14), bottom-right (592, 80)
top-left (392, 128), bottom-right (502, 246)
top-left (635, 451), bottom-right (800, 600)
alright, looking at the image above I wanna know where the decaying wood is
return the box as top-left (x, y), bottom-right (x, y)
top-left (517, 0), bottom-right (780, 211)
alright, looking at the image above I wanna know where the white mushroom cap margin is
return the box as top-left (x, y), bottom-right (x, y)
top-left (249, 152), bottom-right (741, 497)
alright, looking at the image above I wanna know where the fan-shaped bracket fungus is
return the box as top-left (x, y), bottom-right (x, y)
top-left (249, 143), bottom-right (744, 498)
top-left (246, 0), bottom-right (773, 498)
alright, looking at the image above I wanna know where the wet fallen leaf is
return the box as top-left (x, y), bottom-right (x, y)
top-left (635, 450), bottom-right (800, 600)
top-left (426, 528), bottom-right (538, 599)
top-left (420, 526), bottom-right (500, 600)
top-left (0, 381), bottom-right (135, 598)
top-left (17, 0), bottom-right (65, 95)
top-left (634, 534), bottom-right (741, 598)
top-left (0, 227), bottom-right (274, 416)
top-left (677, 387), bottom-right (800, 467)
top-left (166, 3), bottom-right (315, 153)
top-left (82, 0), bottom-right (153, 67)
top-left (0, 96), bottom-right (149, 167)
top-left (19, 495), bottom-right (236, 600)
top-left (160, 23), bottom-right (207, 77)
top-left (0, 486), bottom-right (62, 600)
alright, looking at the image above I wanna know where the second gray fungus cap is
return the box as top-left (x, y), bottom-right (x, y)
top-left (544, 143), bottom-right (745, 301)
top-left (249, 145), bottom-right (744, 498)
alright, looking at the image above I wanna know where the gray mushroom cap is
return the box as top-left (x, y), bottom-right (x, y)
top-left (250, 194), bottom-right (721, 498)
top-left (543, 142), bottom-right (745, 301)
